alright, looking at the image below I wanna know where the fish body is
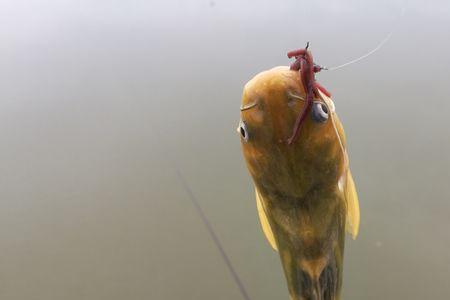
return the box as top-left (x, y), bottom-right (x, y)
top-left (238, 66), bottom-right (359, 300)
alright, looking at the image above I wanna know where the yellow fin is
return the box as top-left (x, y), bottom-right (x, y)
top-left (255, 188), bottom-right (278, 251)
top-left (345, 170), bottom-right (360, 239)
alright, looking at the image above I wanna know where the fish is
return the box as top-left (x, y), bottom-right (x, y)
top-left (238, 61), bottom-right (360, 299)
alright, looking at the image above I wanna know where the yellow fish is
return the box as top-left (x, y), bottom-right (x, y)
top-left (238, 65), bottom-right (360, 300)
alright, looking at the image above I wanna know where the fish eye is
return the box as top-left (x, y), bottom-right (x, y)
top-left (237, 120), bottom-right (249, 142)
top-left (311, 102), bottom-right (329, 123)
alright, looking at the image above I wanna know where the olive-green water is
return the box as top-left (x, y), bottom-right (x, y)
top-left (1, 1), bottom-right (449, 299)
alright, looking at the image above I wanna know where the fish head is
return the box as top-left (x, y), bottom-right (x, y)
top-left (238, 66), bottom-right (347, 199)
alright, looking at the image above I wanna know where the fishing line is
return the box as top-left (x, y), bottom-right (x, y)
top-left (315, 4), bottom-right (408, 166)
top-left (316, 91), bottom-right (348, 170)
top-left (322, 6), bottom-right (406, 72)
top-left (147, 6), bottom-right (406, 299)
top-left (175, 170), bottom-right (251, 300)
top-left (150, 123), bottom-right (251, 300)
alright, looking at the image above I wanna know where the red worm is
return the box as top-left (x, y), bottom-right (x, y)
top-left (287, 49), bottom-right (308, 58)
top-left (287, 45), bottom-right (331, 145)
top-left (314, 81), bottom-right (331, 98)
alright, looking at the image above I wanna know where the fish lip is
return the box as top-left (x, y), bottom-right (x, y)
top-left (240, 101), bottom-right (258, 111)
top-left (287, 92), bottom-right (305, 102)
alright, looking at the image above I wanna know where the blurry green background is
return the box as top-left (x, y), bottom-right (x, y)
top-left (0, 0), bottom-right (449, 299)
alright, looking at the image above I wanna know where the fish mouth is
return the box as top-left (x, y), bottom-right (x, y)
top-left (240, 101), bottom-right (258, 111)
top-left (287, 92), bottom-right (305, 102)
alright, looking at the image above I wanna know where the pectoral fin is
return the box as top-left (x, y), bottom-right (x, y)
top-left (345, 170), bottom-right (360, 239)
top-left (255, 188), bottom-right (278, 251)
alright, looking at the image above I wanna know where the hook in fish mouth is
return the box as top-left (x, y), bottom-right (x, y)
top-left (240, 101), bottom-right (258, 111)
